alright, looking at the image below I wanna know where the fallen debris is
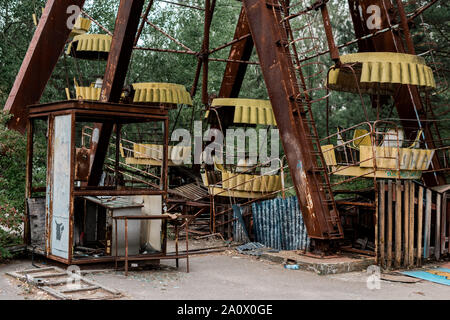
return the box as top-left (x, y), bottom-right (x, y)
top-left (380, 273), bottom-right (422, 283)
top-left (236, 242), bottom-right (278, 256)
top-left (6, 266), bottom-right (122, 300)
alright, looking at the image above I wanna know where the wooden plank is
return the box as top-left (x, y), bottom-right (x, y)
top-left (417, 186), bottom-right (424, 266)
top-left (8, 266), bottom-right (121, 300)
top-left (408, 182), bottom-right (415, 267)
top-left (395, 181), bottom-right (402, 268)
top-left (379, 180), bottom-right (385, 268)
top-left (40, 286), bottom-right (69, 300)
top-left (424, 188), bottom-right (432, 259)
top-left (18, 267), bottom-right (57, 275)
top-left (448, 194), bottom-right (450, 254)
top-left (387, 180), bottom-right (393, 268)
top-left (403, 181), bottom-right (410, 266)
top-left (435, 193), bottom-right (441, 260)
top-left (442, 194), bottom-right (448, 255)
top-left (375, 181), bottom-right (379, 266)
top-left (60, 286), bottom-right (100, 294)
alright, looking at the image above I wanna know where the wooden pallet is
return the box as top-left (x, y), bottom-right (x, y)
top-left (6, 266), bottom-right (122, 300)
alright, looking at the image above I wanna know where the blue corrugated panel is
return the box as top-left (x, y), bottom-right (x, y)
top-left (233, 205), bottom-right (249, 243)
top-left (250, 196), bottom-right (310, 251)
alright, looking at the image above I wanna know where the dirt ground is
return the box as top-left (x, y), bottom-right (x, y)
top-left (0, 239), bottom-right (449, 300)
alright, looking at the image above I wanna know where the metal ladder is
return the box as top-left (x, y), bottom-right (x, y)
top-left (278, 2), bottom-right (343, 238)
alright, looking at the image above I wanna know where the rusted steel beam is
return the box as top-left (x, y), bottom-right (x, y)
top-left (191, 0), bottom-right (216, 99)
top-left (158, 0), bottom-right (205, 11)
top-left (317, 2), bottom-right (340, 62)
top-left (101, 0), bottom-right (145, 103)
top-left (88, 0), bottom-right (145, 186)
top-left (348, 0), bottom-right (445, 186)
top-left (3, 0), bottom-right (86, 133)
top-left (201, 0), bottom-right (216, 105)
top-left (143, 18), bottom-right (195, 53)
top-left (209, 33), bottom-right (252, 55)
top-left (81, 9), bottom-right (113, 36)
top-left (134, 0), bottom-right (155, 46)
top-left (394, 0), bottom-right (415, 55)
top-left (134, 46), bottom-right (196, 55)
top-left (218, 7), bottom-right (254, 99)
top-left (242, 0), bottom-right (343, 241)
top-left (215, 7), bottom-right (254, 130)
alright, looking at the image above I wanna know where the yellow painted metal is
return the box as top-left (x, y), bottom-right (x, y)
top-left (203, 163), bottom-right (282, 195)
top-left (352, 129), bottom-right (372, 150)
top-left (66, 34), bottom-right (112, 60)
top-left (201, 172), bottom-right (280, 199)
top-left (360, 145), bottom-right (435, 171)
top-left (332, 166), bottom-right (422, 180)
top-left (321, 145), bottom-right (337, 166)
top-left (208, 186), bottom-right (277, 199)
top-left (73, 86), bottom-right (101, 101)
top-left (70, 18), bottom-right (92, 37)
top-left (407, 130), bottom-right (423, 149)
top-left (124, 144), bottom-right (191, 166)
top-left (132, 83), bottom-right (193, 106)
top-left (320, 142), bottom-right (434, 179)
top-left (221, 171), bottom-right (282, 193)
top-left (328, 52), bottom-right (436, 95)
top-left (211, 98), bottom-right (277, 126)
top-left (65, 88), bottom-right (71, 100)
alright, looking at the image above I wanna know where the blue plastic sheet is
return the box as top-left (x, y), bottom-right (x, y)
top-left (402, 268), bottom-right (450, 286)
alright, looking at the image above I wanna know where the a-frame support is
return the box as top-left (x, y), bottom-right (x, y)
top-left (3, 0), bottom-right (86, 133)
top-left (241, 0), bottom-right (343, 243)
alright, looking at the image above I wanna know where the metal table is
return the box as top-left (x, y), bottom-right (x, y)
top-left (113, 214), bottom-right (190, 276)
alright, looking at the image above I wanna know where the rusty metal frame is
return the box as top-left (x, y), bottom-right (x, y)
top-left (347, 0), bottom-right (445, 186)
top-left (25, 100), bottom-right (169, 265)
top-left (242, 0), bottom-right (343, 243)
top-left (3, 0), bottom-right (86, 133)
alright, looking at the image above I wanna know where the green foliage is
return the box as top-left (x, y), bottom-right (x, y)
top-left (0, 112), bottom-right (25, 260)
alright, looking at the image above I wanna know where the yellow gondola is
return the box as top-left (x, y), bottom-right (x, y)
top-left (328, 52), bottom-right (436, 95)
top-left (66, 34), bottom-right (112, 60)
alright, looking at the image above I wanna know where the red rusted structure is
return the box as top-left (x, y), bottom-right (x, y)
top-left (4, 0), bottom-right (86, 133)
top-left (3, 0), bottom-right (448, 259)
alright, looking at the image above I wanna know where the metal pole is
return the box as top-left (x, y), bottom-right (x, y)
top-left (125, 218), bottom-right (128, 276)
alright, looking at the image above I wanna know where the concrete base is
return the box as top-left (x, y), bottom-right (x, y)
top-left (259, 251), bottom-right (376, 275)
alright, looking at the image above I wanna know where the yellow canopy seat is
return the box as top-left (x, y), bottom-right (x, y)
top-left (132, 83), bottom-right (193, 106)
top-left (328, 52), bottom-right (436, 95)
top-left (65, 79), bottom-right (102, 101)
top-left (66, 86), bottom-right (101, 101)
top-left (202, 163), bottom-right (282, 199)
top-left (321, 144), bottom-right (435, 180)
top-left (66, 34), bottom-right (112, 60)
top-left (33, 10), bottom-right (91, 37)
top-left (70, 18), bottom-right (92, 37)
top-left (206, 98), bottom-right (277, 126)
top-left (122, 143), bottom-right (191, 167)
top-left (351, 129), bottom-right (372, 150)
